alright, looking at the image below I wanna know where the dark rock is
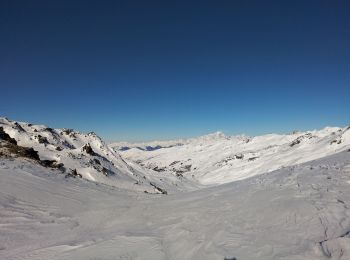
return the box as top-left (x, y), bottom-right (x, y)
top-left (175, 171), bottom-right (184, 177)
top-left (65, 169), bottom-right (82, 178)
top-left (82, 143), bottom-right (96, 156)
top-left (40, 160), bottom-right (55, 167)
top-left (22, 147), bottom-right (40, 160)
top-left (248, 156), bottom-right (259, 161)
top-left (56, 146), bottom-right (63, 151)
top-left (153, 166), bottom-right (166, 172)
top-left (5, 143), bottom-right (40, 161)
top-left (102, 167), bottom-right (114, 176)
top-left (183, 165), bottom-right (191, 171)
top-left (62, 141), bottom-right (75, 149)
top-left (40, 160), bottom-right (64, 169)
top-left (169, 161), bottom-right (180, 166)
top-left (145, 145), bottom-right (162, 151)
top-left (13, 122), bottom-right (25, 132)
top-left (92, 158), bottom-right (101, 165)
top-left (37, 135), bottom-right (49, 144)
top-left (290, 139), bottom-right (301, 147)
top-left (330, 140), bottom-right (337, 145)
top-left (62, 128), bottom-right (73, 135)
top-left (62, 129), bottom-right (76, 138)
top-left (290, 133), bottom-right (314, 147)
top-left (150, 182), bottom-right (167, 195)
top-left (330, 139), bottom-right (342, 145)
top-left (0, 127), bottom-right (17, 145)
top-left (235, 154), bottom-right (244, 159)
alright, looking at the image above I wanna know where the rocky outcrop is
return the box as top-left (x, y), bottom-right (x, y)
top-left (65, 169), bottom-right (82, 178)
top-left (36, 135), bottom-right (49, 144)
top-left (40, 160), bottom-right (64, 169)
top-left (0, 127), bottom-right (17, 145)
top-left (150, 182), bottom-right (167, 195)
top-left (82, 143), bottom-right (96, 156)
top-left (290, 133), bottom-right (314, 147)
top-left (0, 140), bottom-right (40, 161)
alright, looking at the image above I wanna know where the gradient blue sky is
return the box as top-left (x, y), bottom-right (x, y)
top-left (0, 0), bottom-right (349, 141)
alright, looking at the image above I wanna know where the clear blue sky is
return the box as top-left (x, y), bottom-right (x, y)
top-left (0, 0), bottom-right (349, 141)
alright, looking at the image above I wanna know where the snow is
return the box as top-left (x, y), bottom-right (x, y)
top-left (1, 117), bottom-right (350, 259)
top-left (0, 117), bottom-right (198, 193)
top-left (1, 151), bottom-right (350, 259)
top-left (115, 126), bottom-right (350, 185)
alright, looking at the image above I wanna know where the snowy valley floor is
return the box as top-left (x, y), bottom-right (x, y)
top-left (1, 151), bottom-right (350, 260)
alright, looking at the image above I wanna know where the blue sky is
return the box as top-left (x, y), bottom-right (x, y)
top-left (0, 0), bottom-right (349, 141)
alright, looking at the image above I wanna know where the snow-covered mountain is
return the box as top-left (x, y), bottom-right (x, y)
top-left (0, 117), bottom-right (198, 194)
top-left (112, 127), bottom-right (350, 185)
top-left (2, 116), bottom-right (350, 259)
top-left (1, 140), bottom-right (350, 259)
top-left (109, 131), bottom-right (233, 151)
top-left (2, 116), bottom-right (349, 192)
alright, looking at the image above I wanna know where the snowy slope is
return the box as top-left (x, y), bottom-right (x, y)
top-left (1, 149), bottom-right (350, 259)
top-left (2, 116), bottom-right (350, 259)
top-left (0, 117), bottom-right (198, 193)
top-left (114, 127), bottom-right (350, 185)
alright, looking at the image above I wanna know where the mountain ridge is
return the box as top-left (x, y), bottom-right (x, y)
top-left (113, 124), bottom-right (350, 185)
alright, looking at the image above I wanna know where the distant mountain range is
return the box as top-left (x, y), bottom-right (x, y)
top-left (111, 125), bottom-right (350, 185)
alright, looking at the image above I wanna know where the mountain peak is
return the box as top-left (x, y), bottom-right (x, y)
top-left (195, 131), bottom-right (228, 141)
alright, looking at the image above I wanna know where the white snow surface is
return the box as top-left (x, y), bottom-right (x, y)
top-left (1, 149), bottom-right (350, 259)
top-left (114, 127), bottom-right (350, 185)
top-left (1, 117), bottom-right (350, 259)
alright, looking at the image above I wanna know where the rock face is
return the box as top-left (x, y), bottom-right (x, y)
top-left (40, 160), bottom-right (64, 169)
top-left (37, 135), bottom-right (49, 144)
top-left (150, 182), bottom-right (168, 195)
top-left (0, 140), bottom-right (40, 161)
top-left (0, 127), bottom-right (17, 145)
top-left (82, 143), bottom-right (96, 156)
